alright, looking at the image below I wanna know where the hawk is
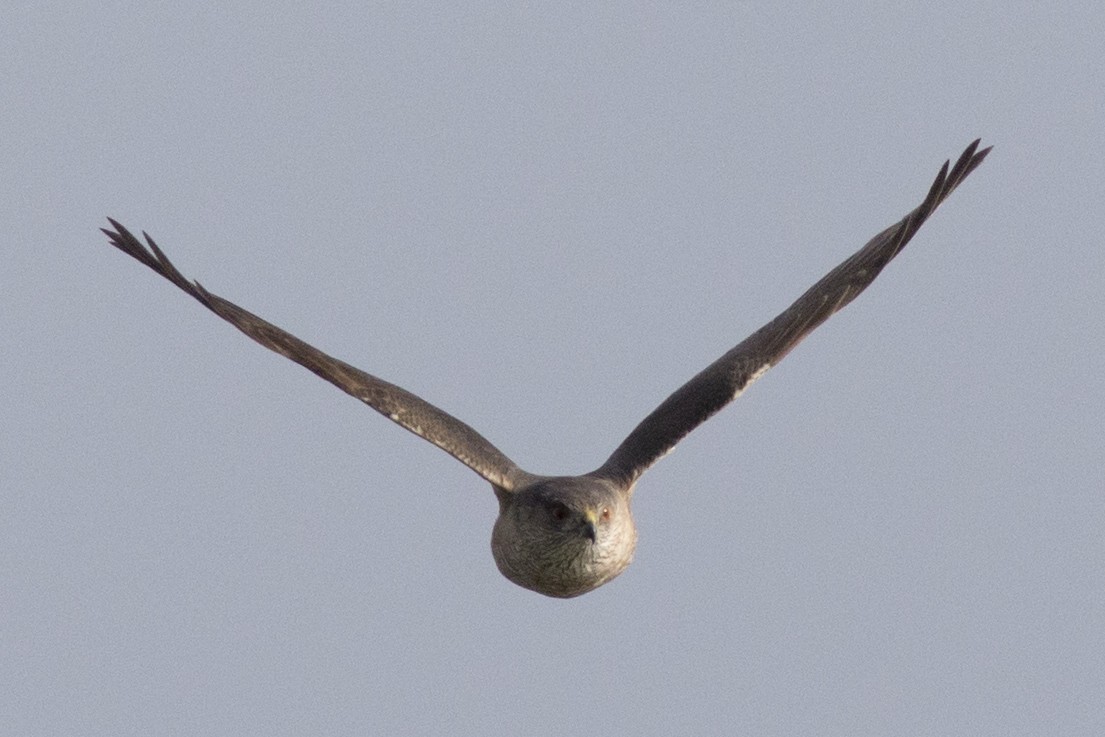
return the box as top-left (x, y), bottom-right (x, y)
top-left (103, 140), bottom-right (989, 597)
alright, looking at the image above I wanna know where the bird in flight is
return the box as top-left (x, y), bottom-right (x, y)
top-left (103, 140), bottom-right (990, 598)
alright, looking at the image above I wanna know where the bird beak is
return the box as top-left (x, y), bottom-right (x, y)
top-left (582, 508), bottom-right (599, 543)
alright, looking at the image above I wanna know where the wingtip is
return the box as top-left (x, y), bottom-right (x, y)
top-left (104, 217), bottom-right (130, 238)
top-left (102, 217), bottom-right (138, 246)
top-left (964, 138), bottom-right (993, 164)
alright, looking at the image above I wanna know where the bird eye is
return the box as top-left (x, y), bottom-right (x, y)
top-left (601, 507), bottom-right (611, 521)
top-left (550, 503), bottom-right (570, 521)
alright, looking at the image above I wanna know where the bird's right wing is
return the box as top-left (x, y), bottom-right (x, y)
top-left (102, 220), bottom-right (533, 492)
top-left (594, 140), bottom-right (991, 490)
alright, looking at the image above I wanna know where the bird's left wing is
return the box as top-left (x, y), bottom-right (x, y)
top-left (102, 220), bottom-right (532, 492)
top-left (594, 140), bottom-right (991, 490)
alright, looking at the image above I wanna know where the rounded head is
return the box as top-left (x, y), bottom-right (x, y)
top-left (491, 475), bottom-right (636, 598)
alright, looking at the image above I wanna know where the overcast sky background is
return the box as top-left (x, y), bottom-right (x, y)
top-left (4, 3), bottom-right (1103, 735)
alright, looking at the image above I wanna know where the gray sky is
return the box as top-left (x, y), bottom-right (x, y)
top-left (4, 3), bottom-right (1103, 735)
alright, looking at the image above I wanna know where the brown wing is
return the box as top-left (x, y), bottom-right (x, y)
top-left (102, 220), bottom-right (534, 492)
top-left (595, 140), bottom-right (991, 489)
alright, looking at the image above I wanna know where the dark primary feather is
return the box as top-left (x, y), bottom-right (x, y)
top-left (101, 220), bottom-right (531, 492)
top-left (594, 140), bottom-right (991, 489)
